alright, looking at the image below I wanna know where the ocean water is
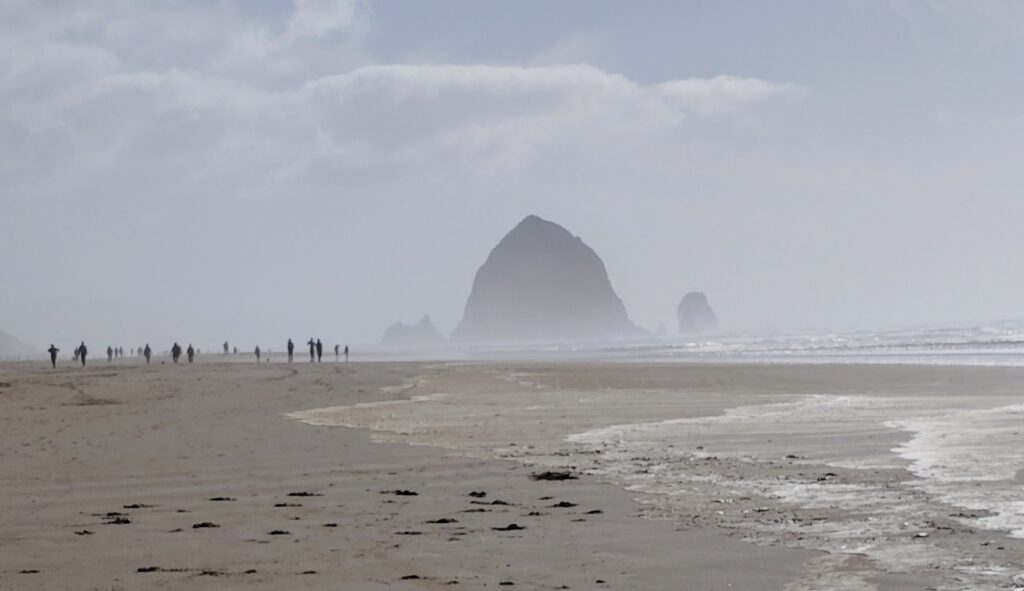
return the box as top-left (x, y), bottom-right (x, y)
top-left (567, 320), bottom-right (1024, 366)
top-left (367, 320), bottom-right (1024, 367)
top-left (566, 393), bottom-right (1024, 589)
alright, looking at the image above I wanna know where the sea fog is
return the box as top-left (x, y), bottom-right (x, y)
top-left (366, 320), bottom-right (1024, 366)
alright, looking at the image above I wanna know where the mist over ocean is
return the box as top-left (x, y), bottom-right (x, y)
top-left (363, 320), bottom-right (1024, 366)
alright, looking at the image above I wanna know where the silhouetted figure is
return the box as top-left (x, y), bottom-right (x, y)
top-left (171, 342), bottom-right (182, 364)
top-left (307, 338), bottom-right (315, 362)
top-left (344, 345), bottom-right (349, 362)
top-left (223, 341), bottom-right (229, 354)
top-left (233, 347), bottom-right (238, 355)
top-left (334, 344), bottom-right (339, 361)
top-left (144, 344), bottom-right (152, 364)
top-left (48, 344), bottom-right (59, 368)
top-left (107, 346), bottom-right (113, 362)
top-left (287, 338), bottom-right (295, 363)
top-left (187, 344), bottom-right (195, 363)
top-left (315, 339), bottom-right (323, 362)
top-left (255, 346), bottom-right (261, 363)
top-left (78, 342), bottom-right (88, 367)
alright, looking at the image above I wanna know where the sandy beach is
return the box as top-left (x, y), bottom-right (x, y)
top-left (2, 360), bottom-right (1023, 590)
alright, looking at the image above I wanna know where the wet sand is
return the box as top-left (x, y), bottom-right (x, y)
top-left (1, 360), bottom-right (822, 590)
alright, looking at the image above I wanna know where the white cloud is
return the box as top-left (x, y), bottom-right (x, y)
top-left (1, 1), bottom-right (805, 203)
top-left (656, 75), bottom-right (806, 115)
top-left (2, 50), bottom-right (804, 200)
top-left (286, 0), bottom-right (363, 41)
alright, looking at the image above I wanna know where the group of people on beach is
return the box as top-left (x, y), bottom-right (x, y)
top-left (105, 346), bottom-right (126, 361)
top-left (46, 339), bottom-right (349, 368)
top-left (169, 343), bottom-right (196, 364)
top-left (281, 338), bottom-right (348, 363)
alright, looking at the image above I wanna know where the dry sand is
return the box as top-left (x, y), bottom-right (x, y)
top-left (1, 360), bottom-right (815, 590)
top-left (2, 360), bottom-right (1020, 589)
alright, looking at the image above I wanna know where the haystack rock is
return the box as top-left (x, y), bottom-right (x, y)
top-left (453, 215), bottom-right (639, 342)
top-left (381, 315), bottom-right (444, 347)
top-left (677, 292), bottom-right (717, 333)
top-left (0, 329), bottom-right (37, 359)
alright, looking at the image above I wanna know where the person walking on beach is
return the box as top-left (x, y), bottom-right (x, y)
top-left (307, 338), bottom-right (315, 363)
top-left (315, 339), bottom-right (323, 362)
top-left (287, 339), bottom-right (294, 363)
top-left (255, 346), bottom-right (261, 363)
top-left (344, 345), bottom-right (349, 362)
top-left (334, 344), bottom-right (339, 361)
top-left (143, 344), bottom-right (152, 364)
top-left (187, 344), bottom-right (195, 364)
top-left (48, 344), bottom-right (59, 368)
top-left (171, 343), bottom-right (181, 364)
top-left (78, 342), bottom-right (88, 367)
top-left (107, 346), bottom-right (113, 362)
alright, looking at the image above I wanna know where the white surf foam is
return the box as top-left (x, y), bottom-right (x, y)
top-left (888, 404), bottom-right (1024, 538)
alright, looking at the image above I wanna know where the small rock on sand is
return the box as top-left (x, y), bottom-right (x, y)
top-left (530, 471), bottom-right (577, 481)
top-left (492, 523), bottom-right (525, 531)
top-left (382, 489), bottom-right (418, 496)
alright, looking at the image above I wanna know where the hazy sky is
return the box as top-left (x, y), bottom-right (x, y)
top-left (3, 0), bottom-right (1024, 350)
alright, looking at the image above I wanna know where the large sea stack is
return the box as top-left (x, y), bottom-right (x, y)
top-left (677, 292), bottom-right (717, 333)
top-left (453, 215), bottom-right (638, 342)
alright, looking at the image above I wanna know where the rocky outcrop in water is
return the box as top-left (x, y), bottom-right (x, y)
top-left (677, 292), bottom-right (717, 333)
top-left (452, 215), bottom-right (639, 342)
top-left (381, 315), bottom-right (445, 347)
